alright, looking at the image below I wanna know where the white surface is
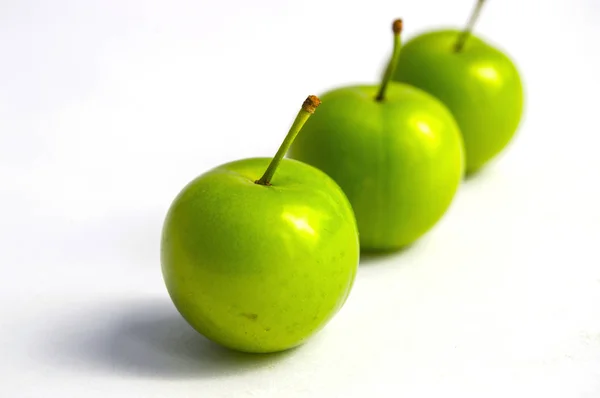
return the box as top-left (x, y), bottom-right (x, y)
top-left (1, 0), bottom-right (600, 397)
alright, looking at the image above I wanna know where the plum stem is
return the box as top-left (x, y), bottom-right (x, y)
top-left (454, 0), bottom-right (486, 52)
top-left (375, 19), bottom-right (403, 102)
top-left (255, 95), bottom-right (321, 186)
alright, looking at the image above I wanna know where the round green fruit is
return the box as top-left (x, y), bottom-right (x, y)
top-left (161, 97), bottom-right (359, 353)
top-left (289, 20), bottom-right (465, 251)
top-left (392, 1), bottom-right (524, 173)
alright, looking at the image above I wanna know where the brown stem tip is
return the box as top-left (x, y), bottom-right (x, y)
top-left (302, 95), bottom-right (321, 114)
top-left (392, 19), bottom-right (403, 35)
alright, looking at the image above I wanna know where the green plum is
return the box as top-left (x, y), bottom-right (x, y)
top-left (289, 20), bottom-right (465, 252)
top-left (392, 0), bottom-right (524, 173)
top-left (161, 96), bottom-right (359, 353)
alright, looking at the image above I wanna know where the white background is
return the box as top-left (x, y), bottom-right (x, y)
top-left (1, 0), bottom-right (599, 397)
